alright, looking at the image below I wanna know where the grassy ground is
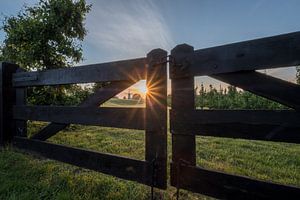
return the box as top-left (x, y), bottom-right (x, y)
top-left (0, 99), bottom-right (299, 199)
top-left (101, 98), bottom-right (145, 107)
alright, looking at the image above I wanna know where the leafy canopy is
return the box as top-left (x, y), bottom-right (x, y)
top-left (1, 0), bottom-right (91, 70)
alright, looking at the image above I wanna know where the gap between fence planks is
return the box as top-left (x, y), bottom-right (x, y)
top-left (31, 80), bottom-right (137, 140)
top-left (212, 71), bottom-right (300, 111)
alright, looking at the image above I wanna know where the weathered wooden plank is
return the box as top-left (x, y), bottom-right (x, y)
top-left (171, 44), bottom-right (196, 170)
top-left (14, 106), bottom-right (145, 130)
top-left (171, 110), bottom-right (300, 127)
top-left (145, 49), bottom-right (168, 189)
top-left (13, 58), bottom-right (146, 87)
top-left (212, 71), bottom-right (300, 110)
top-left (13, 137), bottom-right (152, 186)
top-left (14, 68), bottom-right (27, 137)
top-left (14, 88), bottom-right (27, 137)
top-left (170, 164), bottom-right (300, 200)
top-left (170, 31), bottom-right (300, 78)
top-left (0, 62), bottom-right (19, 145)
top-left (31, 80), bottom-right (136, 140)
top-left (170, 110), bottom-right (300, 143)
top-left (182, 123), bottom-right (300, 143)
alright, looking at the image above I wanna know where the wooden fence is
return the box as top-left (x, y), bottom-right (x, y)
top-left (0, 49), bottom-right (168, 189)
top-left (170, 31), bottom-right (300, 199)
top-left (1, 31), bottom-right (300, 199)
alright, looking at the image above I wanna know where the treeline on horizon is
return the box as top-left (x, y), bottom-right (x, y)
top-left (167, 84), bottom-right (287, 110)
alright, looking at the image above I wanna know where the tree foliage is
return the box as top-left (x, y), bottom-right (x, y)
top-left (194, 84), bottom-right (287, 110)
top-left (1, 0), bottom-right (91, 70)
top-left (0, 0), bottom-right (92, 105)
top-left (297, 67), bottom-right (300, 84)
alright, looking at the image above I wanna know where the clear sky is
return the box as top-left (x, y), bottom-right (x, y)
top-left (1, 0), bottom-right (300, 95)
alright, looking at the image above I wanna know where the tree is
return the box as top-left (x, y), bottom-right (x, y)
top-left (0, 0), bottom-right (92, 105)
top-left (1, 0), bottom-right (91, 70)
top-left (193, 84), bottom-right (286, 110)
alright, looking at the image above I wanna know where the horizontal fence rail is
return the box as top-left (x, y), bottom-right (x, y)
top-left (171, 110), bottom-right (300, 127)
top-left (170, 31), bottom-right (300, 78)
top-left (171, 164), bottom-right (300, 200)
top-left (170, 110), bottom-right (300, 143)
top-left (14, 137), bottom-right (153, 186)
top-left (13, 106), bottom-right (145, 130)
top-left (13, 58), bottom-right (146, 87)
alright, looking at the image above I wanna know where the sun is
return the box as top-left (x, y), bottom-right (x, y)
top-left (133, 80), bottom-right (148, 97)
top-left (139, 85), bottom-right (148, 95)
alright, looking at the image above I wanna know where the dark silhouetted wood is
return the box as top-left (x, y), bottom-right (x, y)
top-left (170, 163), bottom-right (300, 200)
top-left (0, 62), bottom-right (19, 145)
top-left (145, 49), bottom-right (168, 189)
top-left (170, 44), bottom-right (196, 190)
top-left (14, 68), bottom-right (27, 137)
top-left (170, 110), bottom-right (300, 143)
top-left (170, 31), bottom-right (300, 78)
top-left (14, 137), bottom-right (153, 186)
top-left (14, 106), bottom-right (145, 130)
top-left (170, 33), bottom-right (300, 198)
top-left (31, 80), bottom-right (136, 140)
top-left (171, 110), bottom-right (300, 127)
top-left (212, 71), bottom-right (300, 110)
top-left (13, 58), bottom-right (146, 87)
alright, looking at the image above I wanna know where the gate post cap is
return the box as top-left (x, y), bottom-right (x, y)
top-left (147, 48), bottom-right (167, 58)
top-left (171, 44), bottom-right (194, 55)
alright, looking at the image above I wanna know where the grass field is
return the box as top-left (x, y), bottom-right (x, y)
top-left (101, 98), bottom-right (145, 107)
top-left (0, 98), bottom-right (299, 199)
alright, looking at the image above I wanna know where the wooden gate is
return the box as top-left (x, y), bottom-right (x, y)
top-left (169, 32), bottom-right (300, 199)
top-left (0, 49), bottom-right (168, 189)
top-left (1, 31), bottom-right (300, 199)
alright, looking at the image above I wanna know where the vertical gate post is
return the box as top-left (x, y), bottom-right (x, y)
top-left (170, 44), bottom-right (196, 186)
top-left (0, 62), bottom-right (19, 146)
top-left (15, 68), bottom-right (27, 138)
top-left (146, 49), bottom-right (168, 189)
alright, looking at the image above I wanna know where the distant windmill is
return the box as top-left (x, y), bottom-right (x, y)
top-left (125, 89), bottom-right (132, 100)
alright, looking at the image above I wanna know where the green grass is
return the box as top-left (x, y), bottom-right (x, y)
top-left (102, 97), bottom-right (145, 108)
top-left (0, 99), bottom-right (300, 199)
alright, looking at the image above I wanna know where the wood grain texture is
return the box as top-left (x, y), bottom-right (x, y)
top-left (14, 137), bottom-right (153, 186)
top-left (170, 44), bottom-right (196, 173)
top-left (14, 106), bottom-right (145, 130)
top-left (170, 109), bottom-right (300, 143)
top-left (145, 49), bottom-right (168, 189)
top-left (0, 62), bottom-right (19, 145)
top-left (171, 31), bottom-right (300, 78)
top-left (171, 164), bottom-right (300, 200)
top-left (13, 58), bottom-right (146, 87)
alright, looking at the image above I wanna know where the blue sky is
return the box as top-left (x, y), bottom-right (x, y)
top-left (1, 0), bottom-right (300, 94)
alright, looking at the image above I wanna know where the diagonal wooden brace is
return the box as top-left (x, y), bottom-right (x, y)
top-left (212, 71), bottom-right (300, 111)
top-left (31, 80), bottom-right (136, 140)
